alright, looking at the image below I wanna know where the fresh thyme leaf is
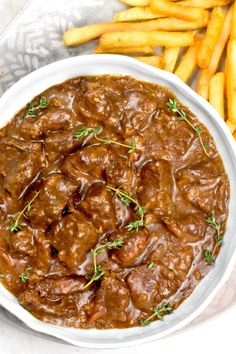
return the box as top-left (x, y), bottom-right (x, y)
top-left (140, 304), bottom-right (173, 326)
top-left (105, 239), bottom-right (124, 249)
top-left (39, 96), bottom-right (49, 108)
top-left (204, 249), bottom-right (215, 265)
top-left (9, 192), bottom-right (40, 233)
top-left (205, 216), bottom-right (223, 236)
top-left (19, 267), bottom-right (32, 282)
top-left (147, 262), bottom-right (154, 269)
top-left (74, 127), bottom-right (101, 140)
top-left (21, 96), bottom-right (48, 119)
top-left (93, 264), bottom-right (104, 282)
top-left (103, 139), bottom-right (111, 145)
top-left (0, 274), bottom-right (6, 279)
top-left (9, 219), bottom-right (21, 233)
top-left (206, 216), bottom-right (223, 246)
top-left (106, 186), bottom-right (145, 232)
top-left (215, 235), bottom-right (223, 245)
top-left (74, 126), bottom-right (137, 154)
top-left (167, 98), bottom-right (210, 158)
top-left (119, 191), bottom-right (132, 207)
top-left (135, 205), bottom-right (146, 218)
top-left (126, 219), bottom-right (144, 232)
top-left (128, 139), bottom-right (137, 154)
top-left (82, 239), bottom-right (123, 290)
top-left (140, 319), bottom-right (151, 327)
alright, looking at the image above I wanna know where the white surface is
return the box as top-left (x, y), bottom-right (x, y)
top-left (0, 54), bottom-right (236, 348)
top-left (0, 308), bottom-right (235, 354)
top-left (0, 1), bottom-right (235, 353)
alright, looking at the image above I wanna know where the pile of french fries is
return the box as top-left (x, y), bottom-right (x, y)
top-left (63, 0), bottom-right (236, 140)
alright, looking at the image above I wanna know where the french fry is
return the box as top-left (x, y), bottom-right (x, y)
top-left (99, 31), bottom-right (196, 49)
top-left (138, 13), bottom-right (209, 31)
top-left (64, 14), bottom-right (209, 46)
top-left (231, 1), bottom-right (236, 39)
top-left (113, 6), bottom-right (164, 22)
top-left (179, 0), bottom-right (232, 8)
top-left (226, 40), bottom-right (236, 123)
top-left (175, 35), bottom-right (201, 82)
top-left (151, 0), bottom-right (206, 21)
top-left (94, 45), bottom-right (154, 54)
top-left (120, 0), bottom-right (151, 5)
top-left (226, 119), bottom-right (236, 134)
top-left (209, 72), bottom-right (225, 119)
top-left (163, 47), bottom-right (180, 72)
top-left (134, 55), bottom-right (163, 68)
top-left (197, 7), bottom-right (226, 69)
top-left (197, 6), bottom-right (233, 99)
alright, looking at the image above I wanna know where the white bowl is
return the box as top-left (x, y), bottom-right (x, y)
top-left (0, 54), bottom-right (236, 349)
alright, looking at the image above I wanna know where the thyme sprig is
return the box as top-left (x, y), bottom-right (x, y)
top-left (167, 98), bottom-right (210, 158)
top-left (19, 267), bottom-right (32, 282)
top-left (204, 216), bottom-right (224, 265)
top-left (9, 191), bottom-right (40, 232)
top-left (82, 239), bottom-right (123, 290)
top-left (0, 274), bottom-right (6, 279)
top-left (20, 96), bottom-right (49, 119)
top-left (106, 186), bottom-right (146, 231)
top-left (140, 304), bottom-right (173, 326)
top-left (74, 126), bottom-right (136, 154)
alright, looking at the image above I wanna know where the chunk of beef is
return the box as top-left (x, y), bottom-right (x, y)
top-left (149, 235), bottom-right (194, 281)
top-left (34, 275), bottom-right (86, 297)
top-left (44, 129), bottom-right (83, 162)
top-left (33, 232), bottom-right (52, 272)
top-left (79, 184), bottom-right (117, 232)
top-left (61, 145), bottom-right (113, 182)
top-left (49, 211), bottom-right (98, 269)
top-left (27, 173), bottom-right (78, 228)
top-left (105, 156), bottom-right (137, 193)
top-left (73, 78), bottom-right (125, 126)
top-left (108, 228), bottom-right (149, 267)
top-left (90, 276), bottom-right (130, 325)
top-left (17, 109), bottom-right (76, 139)
top-left (127, 262), bottom-right (180, 311)
top-left (10, 230), bottom-right (35, 257)
top-left (121, 90), bottom-right (157, 137)
top-left (19, 289), bottom-right (83, 317)
top-left (138, 160), bottom-right (173, 215)
top-left (0, 140), bottom-right (46, 197)
top-left (162, 213), bottom-right (206, 242)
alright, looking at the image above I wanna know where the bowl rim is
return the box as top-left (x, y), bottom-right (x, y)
top-left (0, 54), bottom-right (236, 349)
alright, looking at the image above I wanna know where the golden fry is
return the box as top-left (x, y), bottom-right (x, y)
top-left (197, 7), bottom-right (226, 69)
top-left (226, 119), bottom-right (236, 134)
top-left (226, 40), bottom-right (236, 124)
top-left (120, 0), bottom-right (151, 5)
top-left (151, 0), bottom-right (206, 21)
top-left (163, 47), bottom-right (180, 72)
top-left (99, 31), bottom-right (196, 49)
top-left (231, 1), bottom-right (236, 39)
top-left (179, 0), bottom-right (232, 8)
top-left (197, 6), bottom-right (233, 99)
top-left (175, 36), bottom-right (201, 82)
top-left (94, 45), bottom-right (154, 54)
top-left (113, 6), bottom-right (164, 22)
top-left (64, 13), bottom-right (209, 46)
top-left (209, 72), bottom-right (225, 119)
top-left (134, 55), bottom-right (163, 68)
